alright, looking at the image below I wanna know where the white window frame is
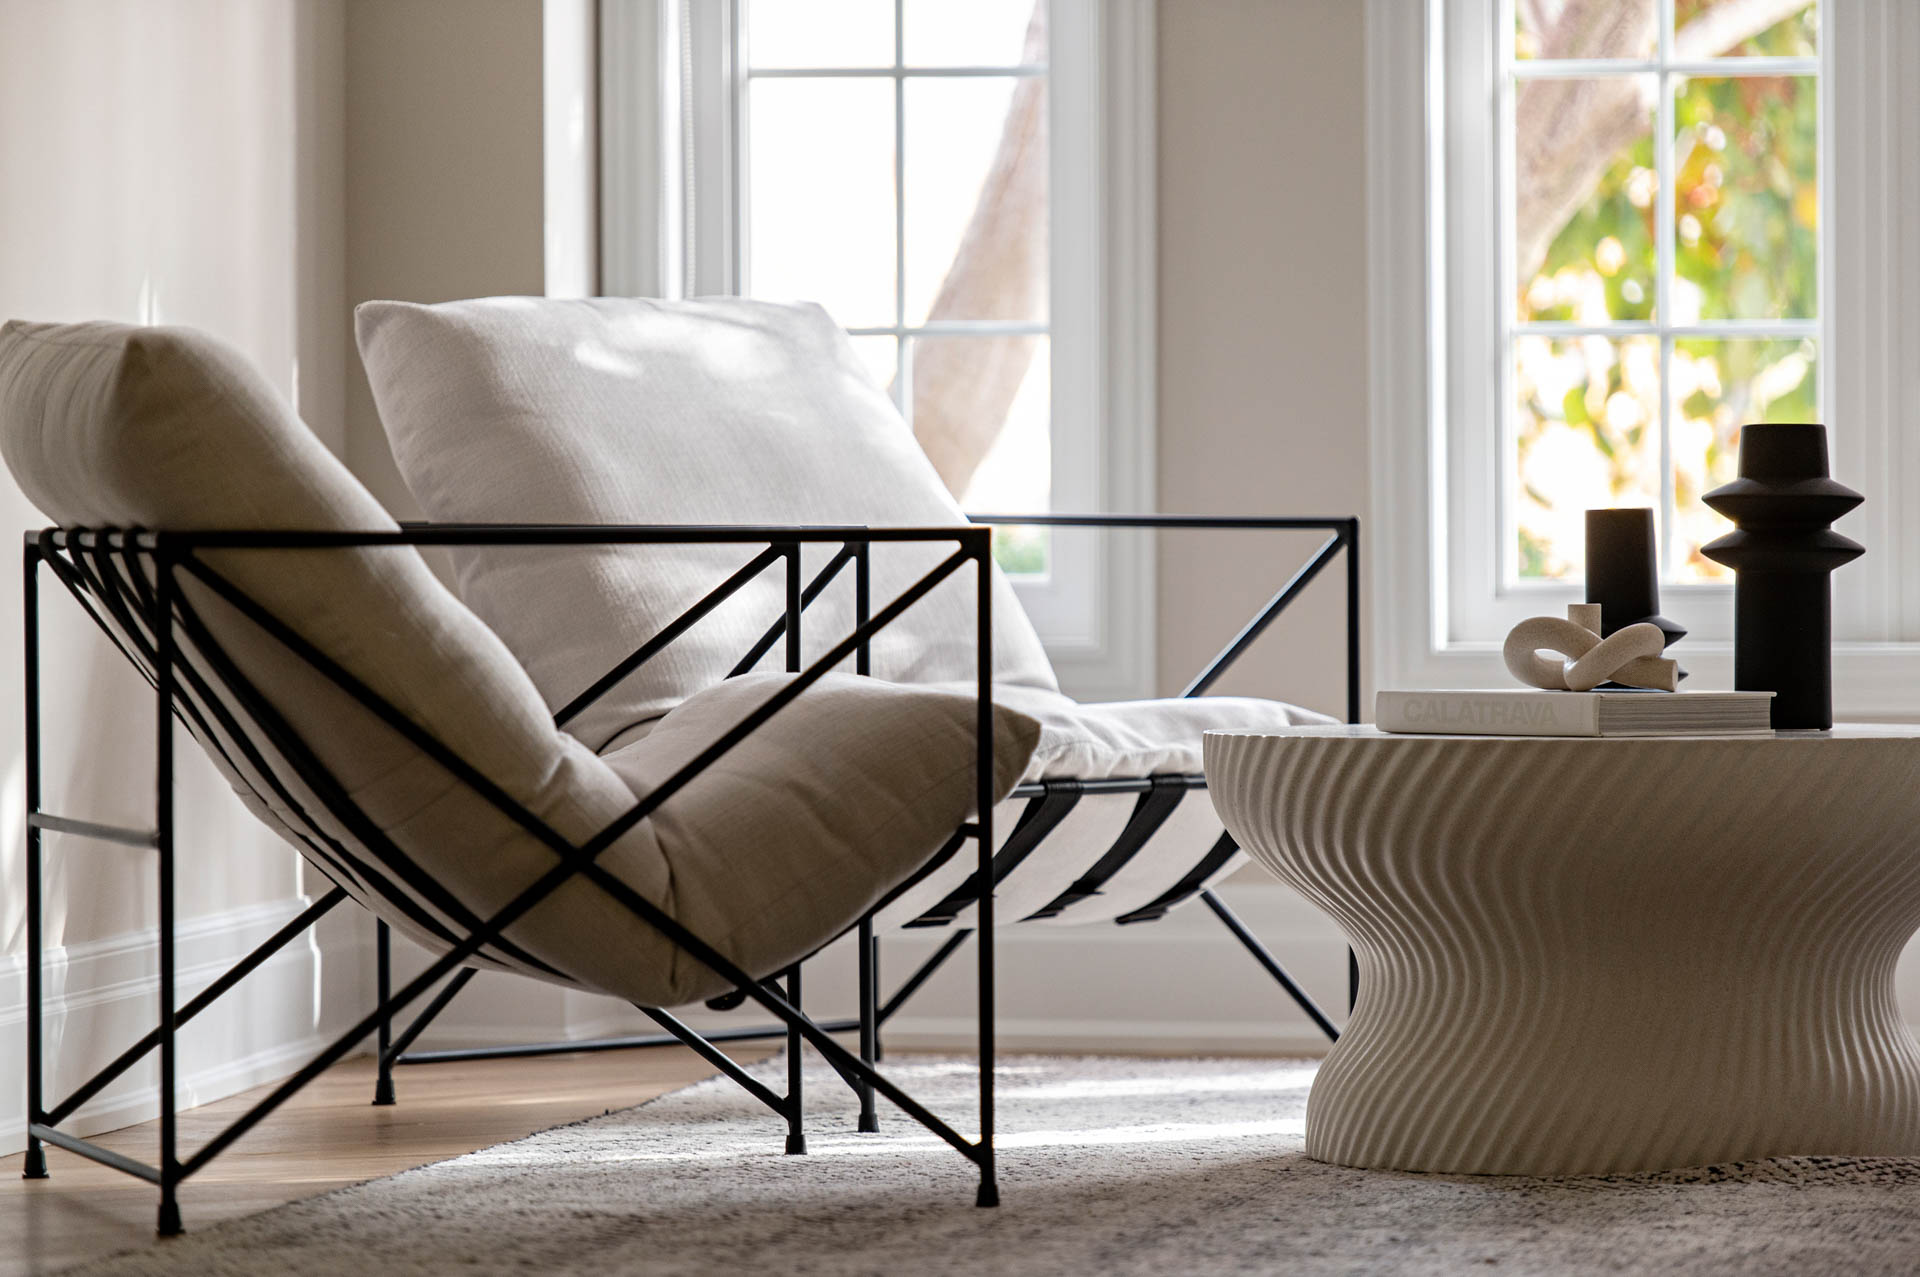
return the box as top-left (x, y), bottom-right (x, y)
top-left (1368, 0), bottom-right (1920, 716)
top-left (598, 0), bottom-right (1159, 701)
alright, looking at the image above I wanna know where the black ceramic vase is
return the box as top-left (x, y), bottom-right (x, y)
top-left (1701, 424), bottom-right (1863, 730)
top-left (1585, 507), bottom-right (1686, 681)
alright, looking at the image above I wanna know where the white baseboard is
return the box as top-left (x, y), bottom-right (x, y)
top-left (0, 894), bottom-right (365, 1158)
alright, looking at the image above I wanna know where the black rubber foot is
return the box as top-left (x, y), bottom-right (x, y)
top-left (975, 1180), bottom-right (1000, 1208)
top-left (157, 1200), bottom-right (183, 1236)
top-left (857, 1112), bottom-right (880, 1134)
top-left (21, 1146), bottom-right (48, 1179)
top-left (372, 1076), bottom-right (396, 1106)
top-left (785, 1133), bottom-right (808, 1156)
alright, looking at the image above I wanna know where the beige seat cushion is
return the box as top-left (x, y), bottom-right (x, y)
top-left (0, 319), bottom-right (1038, 1006)
top-left (869, 688), bottom-right (1333, 931)
top-left (355, 295), bottom-right (1060, 753)
top-left (966, 683), bottom-right (1333, 781)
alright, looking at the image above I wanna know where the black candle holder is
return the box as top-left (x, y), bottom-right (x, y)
top-left (1584, 508), bottom-right (1686, 684)
top-left (1701, 423), bottom-right (1863, 731)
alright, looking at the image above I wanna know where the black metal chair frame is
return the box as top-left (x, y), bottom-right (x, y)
top-left (15, 514), bottom-right (1358, 1237)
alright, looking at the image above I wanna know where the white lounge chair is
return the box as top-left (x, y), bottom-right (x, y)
top-left (0, 306), bottom-right (1356, 1234)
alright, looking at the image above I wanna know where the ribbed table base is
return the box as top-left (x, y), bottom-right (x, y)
top-left (1207, 728), bottom-right (1920, 1176)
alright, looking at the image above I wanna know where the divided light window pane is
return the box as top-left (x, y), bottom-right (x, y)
top-left (1672, 75), bottom-right (1817, 323)
top-left (1515, 335), bottom-right (1663, 580)
top-left (1675, 0), bottom-right (1817, 56)
top-left (745, 0), bottom-right (893, 68)
top-left (1514, 76), bottom-right (1657, 324)
top-left (1505, 0), bottom-right (1818, 586)
top-left (903, 0), bottom-right (1041, 66)
top-left (745, 78), bottom-right (896, 329)
top-left (740, 1), bottom-right (1053, 576)
top-left (1513, 4), bottom-right (1656, 61)
top-left (904, 76), bottom-right (1048, 325)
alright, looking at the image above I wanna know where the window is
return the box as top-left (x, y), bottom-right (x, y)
top-left (601, 0), bottom-right (1158, 699)
top-left (1371, 0), bottom-right (1920, 711)
top-left (1507, 0), bottom-right (1819, 587)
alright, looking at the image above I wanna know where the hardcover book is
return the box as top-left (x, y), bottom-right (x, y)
top-left (1376, 689), bottom-right (1775, 737)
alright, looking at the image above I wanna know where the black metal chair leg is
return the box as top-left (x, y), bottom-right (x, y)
top-left (155, 553), bottom-right (183, 1237)
top-left (1349, 946), bottom-right (1360, 1013)
top-left (373, 921), bottom-right (396, 1106)
top-left (22, 549), bottom-right (48, 1182)
top-left (784, 965), bottom-right (806, 1154)
top-left (856, 919), bottom-right (880, 1132)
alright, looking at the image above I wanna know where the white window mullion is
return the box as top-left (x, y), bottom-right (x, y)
top-left (1510, 55), bottom-right (1817, 79)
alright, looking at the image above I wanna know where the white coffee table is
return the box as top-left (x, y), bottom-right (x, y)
top-left (1205, 724), bottom-right (1920, 1176)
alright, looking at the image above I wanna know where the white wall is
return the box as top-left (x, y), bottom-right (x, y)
top-left (342, 0), bottom-right (548, 516)
top-left (0, 0), bottom-right (362, 1154)
top-left (1155, 0), bottom-right (1370, 716)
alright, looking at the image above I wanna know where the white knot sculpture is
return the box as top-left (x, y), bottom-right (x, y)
top-left (1502, 604), bottom-right (1678, 693)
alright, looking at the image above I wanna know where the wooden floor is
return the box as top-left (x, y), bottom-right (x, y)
top-left (1, 1046), bottom-right (765, 1277)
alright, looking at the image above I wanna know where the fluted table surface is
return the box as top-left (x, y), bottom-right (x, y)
top-left (1206, 725), bottom-right (1920, 1176)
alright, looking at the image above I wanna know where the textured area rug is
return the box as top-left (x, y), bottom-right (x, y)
top-left (73, 1054), bottom-right (1920, 1275)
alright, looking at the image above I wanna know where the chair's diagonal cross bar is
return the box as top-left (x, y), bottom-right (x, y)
top-left (965, 512), bottom-right (1360, 719)
top-left (879, 928), bottom-right (975, 1024)
top-left (1199, 890), bottom-right (1341, 1041)
top-left (576, 547), bottom-right (977, 859)
top-left (640, 1006), bottom-right (791, 1115)
top-left (378, 968), bottom-right (479, 1071)
top-left (556, 544), bottom-right (786, 729)
top-left (1180, 532), bottom-right (1346, 700)
top-left (42, 888), bottom-right (350, 1128)
top-left (68, 528), bottom-right (1001, 1189)
top-left (729, 541), bottom-right (857, 678)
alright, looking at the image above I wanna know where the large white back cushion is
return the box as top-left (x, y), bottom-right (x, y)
top-left (356, 296), bottom-right (1058, 753)
top-left (0, 320), bottom-right (1037, 1003)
